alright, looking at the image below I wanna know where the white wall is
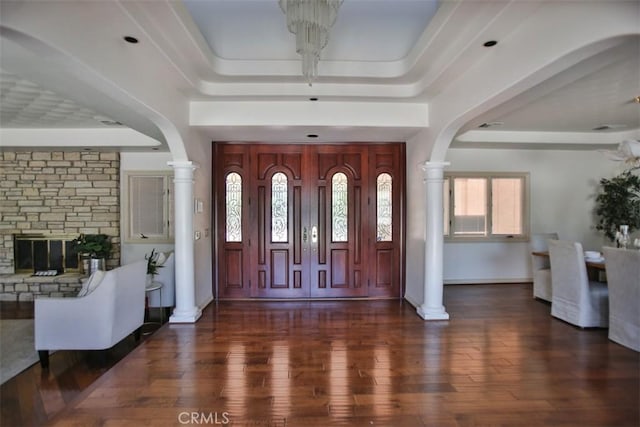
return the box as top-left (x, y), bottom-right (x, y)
top-left (403, 133), bottom-right (433, 307)
top-left (186, 132), bottom-right (214, 310)
top-left (120, 147), bottom-right (214, 311)
top-left (119, 152), bottom-right (174, 265)
top-left (442, 147), bottom-right (621, 283)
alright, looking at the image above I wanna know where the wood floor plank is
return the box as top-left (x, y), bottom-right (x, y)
top-left (2, 284), bottom-right (639, 426)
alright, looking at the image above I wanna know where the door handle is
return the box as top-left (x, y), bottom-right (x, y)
top-left (311, 226), bottom-right (318, 243)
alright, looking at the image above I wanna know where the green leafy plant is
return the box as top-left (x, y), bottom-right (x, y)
top-left (145, 248), bottom-right (164, 276)
top-left (73, 234), bottom-right (113, 258)
top-left (595, 170), bottom-right (640, 241)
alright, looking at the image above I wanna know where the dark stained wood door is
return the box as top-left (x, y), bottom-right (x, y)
top-left (308, 146), bottom-right (368, 297)
top-left (249, 145), bottom-right (309, 298)
top-left (215, 144), bottom-right (251, 299)
top-left (214, 143), bottom-right (404, 299)
top-left (367, 145), bottom-right (404, 297)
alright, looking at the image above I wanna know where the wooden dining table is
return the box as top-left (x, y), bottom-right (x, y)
top-left (531, 250), bottom-right (606, 270)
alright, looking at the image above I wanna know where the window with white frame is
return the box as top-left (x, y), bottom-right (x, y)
top-left (444, 172), bottom-right (529, 241)
top-left (124, 171), bottom-right (173, 242)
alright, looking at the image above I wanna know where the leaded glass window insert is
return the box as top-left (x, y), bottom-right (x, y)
top-left (332, 172), bottom-right (348, 242)
top-left (271, 172), bottom-right (288, 242)
top-left (377, 173), bottom-right (392, 241)
top-left (225, 172), bottom-right (242, 242)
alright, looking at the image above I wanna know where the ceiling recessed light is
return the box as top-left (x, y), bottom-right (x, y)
top-left (483, 40), bottom-right (498, 47)
top-left (124, 36), bottom-right (139, 44)
top-left (307, 134), bottom-right (318, 138)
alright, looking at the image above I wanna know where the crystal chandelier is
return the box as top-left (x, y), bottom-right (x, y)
top-left (279, 0), bottom-right (343, 86)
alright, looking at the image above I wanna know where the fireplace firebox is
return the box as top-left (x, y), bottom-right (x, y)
top-left (13, 234), bottom-right (79, 275)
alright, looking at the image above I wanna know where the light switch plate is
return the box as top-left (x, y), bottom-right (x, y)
top-left (194, 198), bottom-right (203, 213)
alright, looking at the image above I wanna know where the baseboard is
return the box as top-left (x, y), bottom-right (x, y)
top-left (403, 293), bottom-right (421, 309)
top-left (208, 296), bottom-right (400, 302)
top-left (197, 295), bottom-right (214, 313)
top-left (444, 278), bottom-right (532, 285)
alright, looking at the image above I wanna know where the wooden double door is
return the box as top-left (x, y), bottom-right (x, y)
top-left (214, 143), bottom-right (405, 299)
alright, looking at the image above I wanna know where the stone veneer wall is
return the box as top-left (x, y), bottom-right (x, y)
top-left (0, 151), bottom-right (120, 274)
top-left (0, 274), bottom-right (84, 301)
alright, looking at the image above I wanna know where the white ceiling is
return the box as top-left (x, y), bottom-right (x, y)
top-left (0, 70), bottom-right (121, 128)
top-left (453, 36), bottom-right (640, 148)
top-left (492, 53), bottom-right (638, 133)
top-left (183, 0), bottom-right (439, 62)
top-left (0, 0), bottom-right (638, 151)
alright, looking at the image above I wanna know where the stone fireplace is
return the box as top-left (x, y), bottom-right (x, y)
top-left (0, 151), bottom-right (121, 300)
top-left (13, 234), bottom-right (79, 275)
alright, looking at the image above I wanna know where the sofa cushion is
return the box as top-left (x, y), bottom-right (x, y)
top-left (77, 270), bottom-right (106, 297)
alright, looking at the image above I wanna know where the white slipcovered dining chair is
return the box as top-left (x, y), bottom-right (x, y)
top-left (529, 232), bottom-right (558, 302)
top-left (603, 247), bottom-right (640, 351)
top-left (548, 239), bottom-right (608, 328)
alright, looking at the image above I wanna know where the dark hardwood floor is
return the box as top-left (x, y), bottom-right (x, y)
top-left (0, 301), bottom-right (34, 320)
top-left (2, 284), bottom-right (639, 426)
top-left (0, 303), bottom-right (164, 426)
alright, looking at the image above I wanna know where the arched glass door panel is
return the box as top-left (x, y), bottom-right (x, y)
top-left (376, 173), bottom-right (392, 242)
top-left (271, 172), bottom-right (288, 242)
top-left (225, 172), bottom-right (242, 242)
top-left (331, 172), bottom-right (348, 242)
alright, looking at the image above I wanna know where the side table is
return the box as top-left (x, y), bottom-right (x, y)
top-left (143, 281), bottom-right (163, 335)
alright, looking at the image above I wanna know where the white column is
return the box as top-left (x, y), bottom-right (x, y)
top-left (417, 161), bottom-right (450, 320)
top-left (168, 161), bottom-right (202, 323)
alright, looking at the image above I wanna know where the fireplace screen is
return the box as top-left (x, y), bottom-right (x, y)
top-left (14, 234), bottom-right (79, 274)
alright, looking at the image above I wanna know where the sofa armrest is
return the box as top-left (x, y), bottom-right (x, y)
top-left (35, 274), bottom-right (115, 351)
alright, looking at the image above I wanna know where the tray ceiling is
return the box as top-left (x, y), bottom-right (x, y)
top-left (0, 0), bottom-right (637, 150)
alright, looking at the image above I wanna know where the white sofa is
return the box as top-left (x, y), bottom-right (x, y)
top-left (35, 260), bottom-right (147, 368)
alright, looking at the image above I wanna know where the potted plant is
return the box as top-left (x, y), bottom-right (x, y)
top-left (595, 170), bottom-right (640, 242)
top-left (73, 234), bottom-right (113, 275)
top-left (144, 248), bottom-right (163, 276)
top-left (145, 248), bottom-right (164, 285)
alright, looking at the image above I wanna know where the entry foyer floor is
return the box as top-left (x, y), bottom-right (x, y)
top-left (3, 284), bottom-right (639, 426)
